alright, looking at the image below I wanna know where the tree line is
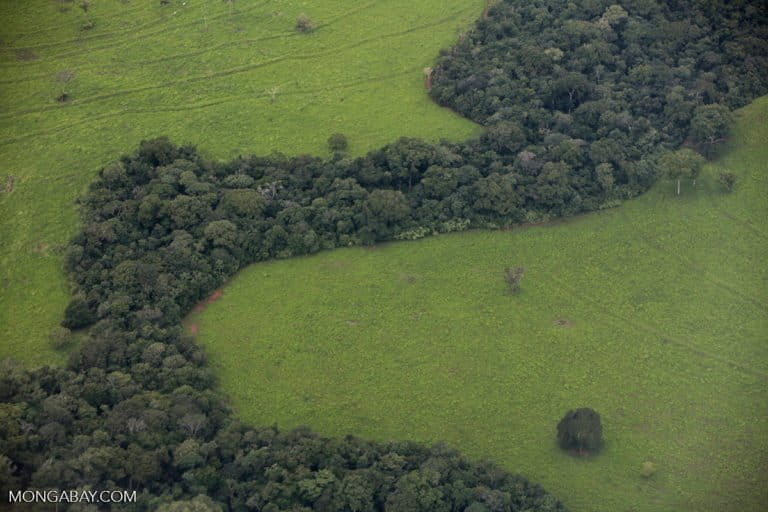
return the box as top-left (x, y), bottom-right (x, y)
top-left (2, 0), bottom-right (766, 509)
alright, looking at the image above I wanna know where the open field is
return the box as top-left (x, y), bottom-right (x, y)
top-left (191, 98), bottom-right (768, 511)
top-left (0, 0), bottom-right (482, 366)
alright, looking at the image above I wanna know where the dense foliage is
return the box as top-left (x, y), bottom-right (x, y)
top-left (431, 0), bottom-right (768, 187)
top-left (556, 408), bottom-right (603, 454)
top-left (2, 0), bottom-right (766, 509)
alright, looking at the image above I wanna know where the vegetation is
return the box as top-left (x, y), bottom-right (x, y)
top-left (0, 0), bottom-right (483, 366)
top-left (504, 266), bottom-right (525, 294)
top-left (556, 408), bottom-right (603, 455)
top-left (192, 102), bottom-right (768, 510)
top-left (327, 133), bottom-right (349, 153)
top-left (0, 0), bottom-right (766, 510)
top-left (295, 13), bottom-right (316, 34)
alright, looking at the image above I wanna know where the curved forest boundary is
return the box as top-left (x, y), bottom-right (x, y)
top-left (0, 0), bottom-right (483, 366)
top-left (193, 97), bottom-right (768, 511)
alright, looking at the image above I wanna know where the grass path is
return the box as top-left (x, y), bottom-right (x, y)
top-left (0, 0), bottom-right (482, 365)
top-left (191, 98), bottom-right (768, 512)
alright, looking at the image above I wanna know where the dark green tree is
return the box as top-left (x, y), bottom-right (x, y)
top-left (557, 408), bottom-right (603, 455)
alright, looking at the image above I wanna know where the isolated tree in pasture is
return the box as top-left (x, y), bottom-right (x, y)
top-left (327, 133), bottom-right (348, 152)
top-left (296, 13), bottom-right (315, 33)
top-left (658, 148), bottom-right (705, 195)
top-left (55, 69), bottom-right (75, 102)
top-left (504, 266), bottom-right (525, 294)
top-left (718, 170), bottom-right (737, 192)
top-left (557, 407), bottom-right (603, 454)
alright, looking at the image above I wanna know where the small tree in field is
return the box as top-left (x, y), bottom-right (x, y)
top-left (718, 170), bottom-right (736, 192)
top-left (557, 407), bottom-right (603, 455)
top-left (658, 148), bottom-right (705, 195)
top-left (296, 13), bottom-right (315, 33)
top-left (327, 133), bottom-right (348, 152)
top-left (504, 266), bottom-right (525, 294)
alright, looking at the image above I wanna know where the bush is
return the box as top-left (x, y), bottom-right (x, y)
top-left (327, 133), bottom-right (348, 152)
top-left (640, 461), bottom-right (656, 478)
top-left (718, 171), bottom-right (737, 192)
top-left (504, 267), bottom-right (525, 294)
top-left (295, 13), bottom-right (315, 33)
top-left (61, 295), bottom-right (95, 329)
top-left (557, 408), bottom-right (603, 454)
top-left (49, 326), bottom-right (74, 350)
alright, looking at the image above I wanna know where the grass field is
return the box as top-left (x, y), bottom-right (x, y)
top-left (190, 98), bottom-right (768, 512)
top-left (0, 0), bottom-right (482, 366)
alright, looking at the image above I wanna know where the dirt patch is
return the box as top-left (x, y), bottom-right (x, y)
top-left (15, 48), bottom-right (38, 61)
top-left (193, 303), bottom-right (205, 313)
top-left (189, 324), bottom-right (198, 335)
top-left (207, 289), bottom-right (223, 303)
top-left (399, 273), bottom-right (417, 284)
top-left (33, 243), bottom-right (50, 255)
top-left (553, 317), bottom-right (573, 327)
top-left (4, 175), bottom-right (14, 193)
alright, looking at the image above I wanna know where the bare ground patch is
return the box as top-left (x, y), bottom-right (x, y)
top-left (15, 48), bottom-right (38, 61)
top-left (553, 316), bottom-right (573, 327)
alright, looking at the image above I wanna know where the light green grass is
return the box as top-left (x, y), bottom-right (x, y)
top-left (0, 0), bottom-right (482, 366)
top-left (191, 98), bottom-right (768, 512)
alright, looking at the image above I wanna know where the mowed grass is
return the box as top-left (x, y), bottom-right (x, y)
top-left (191, 97), bottom-right (768, 512)
top-left (0, 0), bottom-right (482, 365)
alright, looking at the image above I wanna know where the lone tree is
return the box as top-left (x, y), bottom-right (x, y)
top-left (504, 266), bottom-right (525, 294)
top-left (557, 407), bottom-right (603, 455)
top-left (718, 170), bottom-right (737, 192)
top-left (327, 133), bottom-right (348, 152)
top-left (658, 148), bottom-right (705, 195)
top-left (295, 13), bottom-right (315, 33)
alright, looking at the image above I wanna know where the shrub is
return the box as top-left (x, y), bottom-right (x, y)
top-left (61, 295), bottom-right (95, 329)
top-left (718, 171), bottom-right (737, 192)
top-left (327, 133), bottom-right (348, 152)
top-left (504, 266), bottom-right (525, 294)
top-left (49, 326), bottom-right (74, 350)
top-left (557, 407), bottom-right (603, 454)
top-left (640, 461), bottom-right (656, 478)
top-left (295, 13), bottom-right (315, 33)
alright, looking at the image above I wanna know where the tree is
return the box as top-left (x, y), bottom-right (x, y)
top-left (296, 13), bottom-right (315, 33)
top-left (61, 295), bottom-right (95, 329)
top-left (327, 133), bottom-right (348, 152)
top-left (718, 170), bottom-right (736, 192)
top-left (504, 267), bottom-right (525, 294)
top-left (557, 407), bottom-right (603, 454)
top-left (690, 104), bottom-right (731, 158)
top-left (658, 148), bottom-right (705, 195)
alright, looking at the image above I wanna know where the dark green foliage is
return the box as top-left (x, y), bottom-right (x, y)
top-left (61, 294), bottom-right (94, 329)
top-left (658, 148), bottom-right (705, 195)
top-left (328, 133), bottom-right (349, 152)
top-left (557, 408), bottom-right (603, 454)
top-left (430, 0), bottom-right (767, 199)
top-left (3, 1), bottom-right (766, 508)
top-left (296, 13), bottom-right (315, 33)
top-left (718, 171), bottom-right (737, 192)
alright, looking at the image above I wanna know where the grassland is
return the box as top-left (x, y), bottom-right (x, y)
top-left (191, 98), bottom-right (768, 512)
top-left (0, 0), bottom-right (482, 366)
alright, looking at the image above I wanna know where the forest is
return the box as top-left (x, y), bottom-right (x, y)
top-left (1, 0), bottom-right (767, 510)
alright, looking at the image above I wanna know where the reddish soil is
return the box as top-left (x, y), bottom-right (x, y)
top-left (207, 289), bottom-right (223, 303)
top-left (193, 303), bottom-right (205, 313)
top-left (189, 324), bottom-right (198, 335)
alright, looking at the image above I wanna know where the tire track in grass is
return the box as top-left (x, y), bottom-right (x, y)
top-left (0, 67), bottom-right (422, 147)
top-left (0, 10), bottom-right (472, 124)
top-left (2, 3), bottom-right (476, 86)
top-left (0, 0), bottom-right (272, 66)
top-left (0, 0), bottom-right (147, 40)
top-left (611, 203), bottom-right (768, 311)
top-left (544, 272), bottom-right (768, 381)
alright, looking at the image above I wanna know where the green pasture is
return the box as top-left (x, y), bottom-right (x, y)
top-left (0, 0), bottom-right (482, 365)
top-left (191, 98), bottom-right (768, 512)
